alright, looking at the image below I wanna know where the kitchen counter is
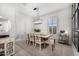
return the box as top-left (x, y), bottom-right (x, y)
top-left (0, 35), bottom-right (15, 56)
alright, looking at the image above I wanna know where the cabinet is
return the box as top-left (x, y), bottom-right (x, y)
top-left (0, 43), bottom-right (5, 56)
top-left (0, 37), bottom-right (15, 56)
top-left (58, 32), bottom-right (69, 45)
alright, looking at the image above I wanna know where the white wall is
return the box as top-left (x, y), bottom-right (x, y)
top-left (0, 3), bottom-right (16, 37)
top-left (12, 4), bottom-right (33, 40)
top-left (58, 7), bottom-right (72, 36)
top-left (40, 6), bottom-right (72, 40)
top-left (0, 3), bottom-right (33, 40)
top-left (15, 10), bottom-right (33, 38)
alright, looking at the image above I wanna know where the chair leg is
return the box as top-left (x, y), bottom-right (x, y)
top-left (29, 41), bottom-right (31, 45)
top-left (27, 41), bottom-right (29, 44)
top-left (33, 41), bottom-right (35, 46)
top-left (26, 40), bottom-right (27, 44)
top-left (35, 43), bottom-right (37, 47)
top-left (52, 45), bottom-right (54, 51)
top-left (28, 40), bottom-right (30, 45)
top-left (44, 43), bottom-right (46, 48)
top-left (39, 44), bottom-right (41, 50)
top-left (34, 42), bottom-right (36, 46)
top-left (54, 39), bottom-right (55, 48)
top-left (34, 42), bottom-right (35, 46)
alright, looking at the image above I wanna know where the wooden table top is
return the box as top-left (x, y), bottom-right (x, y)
top-left (34, 34), bottom-right (53, 38)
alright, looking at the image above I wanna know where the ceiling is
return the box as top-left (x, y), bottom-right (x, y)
top-left (0, 3), bottom-right (72, 17)
top-left (20, 3), bottom-right (72, 17)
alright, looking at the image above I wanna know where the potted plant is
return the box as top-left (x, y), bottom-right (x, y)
top-left (34, 29), bottom-right (41, 32)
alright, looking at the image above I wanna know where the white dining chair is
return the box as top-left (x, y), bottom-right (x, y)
top-left (45, 35), bottom-right (55, 51)
top-left (26, 34), bottom-right (30, 45)
top-left (35, 34), bottom-right (45, 50)
top-left (29, 33), bottom-right (35, 46)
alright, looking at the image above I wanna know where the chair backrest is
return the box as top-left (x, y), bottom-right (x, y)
top-left (35, 35), bottom-right (41, 42)
top-left (49, 35), bottom-right (53, 40)
top-left (29, 33), bottom-right (34, 40)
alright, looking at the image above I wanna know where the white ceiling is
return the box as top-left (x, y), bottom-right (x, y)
top-left (0, 3), bottom-right (71, 17)
top-left (20, 3), bottom-right (72, 17)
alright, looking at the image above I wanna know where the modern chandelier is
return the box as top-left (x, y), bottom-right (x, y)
top-left (33, 7), bottom-right (41, 21)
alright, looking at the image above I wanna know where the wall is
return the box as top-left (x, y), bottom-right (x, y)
top-left (0, 3), bottom-right (16, 37)
top-left (15, 10), bottom-right (33, 40)
top-left (40, 6), bottom-right (72, 40)
top-left (0, 3), bottom-right (33, 40)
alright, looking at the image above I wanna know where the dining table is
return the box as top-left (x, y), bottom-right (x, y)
top-left (34, 33), bottom-right (53, 48)
top-left (39, 34), bottom-right (52, 41)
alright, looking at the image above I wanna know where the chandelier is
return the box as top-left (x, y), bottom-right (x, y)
top-left (33, 7), bottom-right (41, 21)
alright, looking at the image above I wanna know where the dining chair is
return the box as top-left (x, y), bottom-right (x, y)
top-left (29, 33), bottom-right (35, 46)
top-left (26, 34), bottom-right (30, 45)
top-left (34, 34), bottom-right (43, 50)
top-left (45, 35), bottom-right (55, 51)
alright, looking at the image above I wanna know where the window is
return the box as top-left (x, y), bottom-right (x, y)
top-left (48, 16), bottom-right (58, 34)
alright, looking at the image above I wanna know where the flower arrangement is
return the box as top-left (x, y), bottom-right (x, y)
top-left (34, 29), bottom-right (41, 32)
